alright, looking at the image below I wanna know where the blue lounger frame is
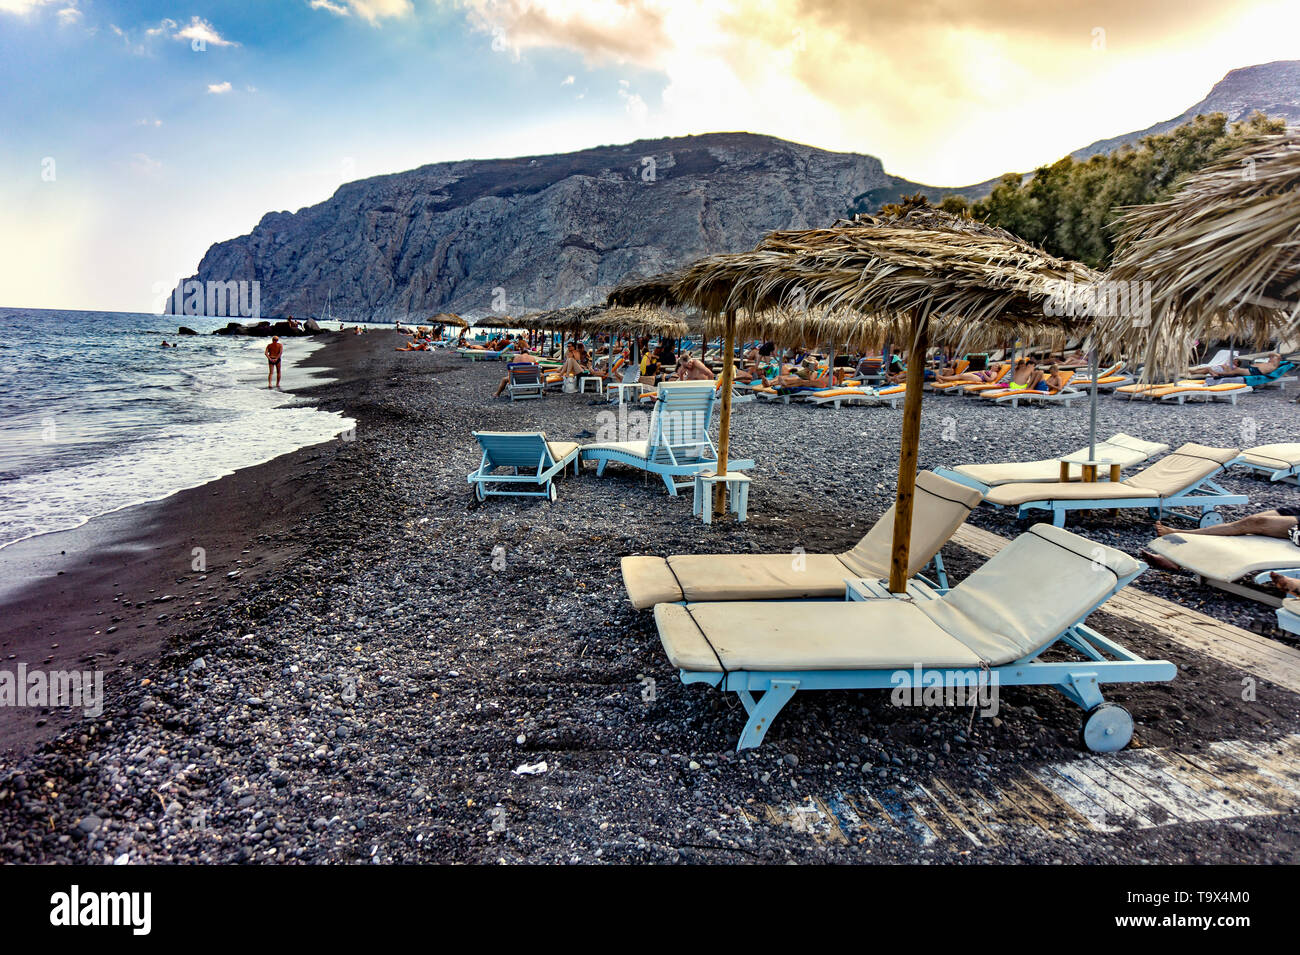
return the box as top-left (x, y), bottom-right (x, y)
top-left (1238, 455), bottom-right (1300, 484)
top-left (675, 565), bottom-right (1174, 752)
top-left (581, 382), bottom-right (754, 495)
top-left (506, 362), bottom-right (545, 401)
top-left (981, 463), bottom-right (1248, 529)
top-left (1278, 602), bottom-right (1300, 636)
top-left (468, 431), bottom-right (580, 502)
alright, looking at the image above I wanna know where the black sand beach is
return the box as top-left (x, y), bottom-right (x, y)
top-left (1, 331), bottom-right (1298, 864)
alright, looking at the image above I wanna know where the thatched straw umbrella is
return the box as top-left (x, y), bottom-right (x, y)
top-left (671, 210), bottom-right (1096, 592)
top-left (1106, 133), bottom-right (1300, 377)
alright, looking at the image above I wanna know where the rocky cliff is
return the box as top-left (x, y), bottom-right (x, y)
top-left (1074, 59), bottom-right (1300, 159)
top-left (172, 133), bottom-right (941, 321)
top-left (176, 62), bottom-right (1300, 320)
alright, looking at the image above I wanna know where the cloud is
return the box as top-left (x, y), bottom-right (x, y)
top-left (207, 81), bottom-right (233, 94)
top-left (135, 117), bottom-right (163, 126)
top-left (308, 0), bottom-right (412, 23)
top-left (55, 5), bottom-right (79, 25)
top-left (454, 0), bottom-right (1298, 183)
top-left (0, 0), bottom-right (55, 15)
top-left (130, 153), bottom-right (162, 175)
top-left (560, 74), bottom-right (574, 86)
top-left (174, 15), bottom-right (237, 48)
top-left (617, 82), bottom-right (647, 122)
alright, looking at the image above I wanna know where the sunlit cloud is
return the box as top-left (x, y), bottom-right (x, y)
top-left (174, 16), bottom-right (237, 48)
top-left (308, 0), bottom-right (413, 24)
top-left (55, 5), bottom-right (79, 25)
top-left (0, 0), bottom-right (56, 15)
top-left (456, 0), bottom-right (1300, 183)
top-left (207, 81), bottom-right (233, 94)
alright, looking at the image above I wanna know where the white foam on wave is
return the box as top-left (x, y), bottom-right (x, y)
top-left (0, 338), bottom-right (355, 549)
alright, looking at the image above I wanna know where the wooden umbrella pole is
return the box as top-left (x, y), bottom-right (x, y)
top-left (888, 313), bottom-right (929, 594)
top-left (714, 309), bottom-right (737, 514)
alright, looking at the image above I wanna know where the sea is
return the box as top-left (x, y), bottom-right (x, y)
top-left (0, 308), bottom-right (357, 549)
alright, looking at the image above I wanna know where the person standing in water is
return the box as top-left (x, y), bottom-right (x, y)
top-left (265, 335), bottom-right (283, 389)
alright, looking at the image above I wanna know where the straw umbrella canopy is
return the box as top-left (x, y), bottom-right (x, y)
top-left (670, 209), bottom-right (1099, 592)
top-left (1105, 133), bottom-right (1300, 378)
top-left (428, 311), bottom-right (467, 328)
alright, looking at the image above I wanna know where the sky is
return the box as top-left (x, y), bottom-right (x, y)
top-left (2, 0), bottom-right (1299, 312)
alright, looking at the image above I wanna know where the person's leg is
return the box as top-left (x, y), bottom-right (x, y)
top-left (1154, 512), bottom-right (1293, 539)
top-left (268, 362), bottom-right (273, 389)
top-left (275, 361), bottom-right (282, 388)
top-left (1268, 572), bottom-right (1300, 597)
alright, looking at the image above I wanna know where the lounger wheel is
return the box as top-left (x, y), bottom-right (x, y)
top-left (474, 483), bottom-right (486, 502)
top-left (1080, 703), bottom-right (1133, 753)
top-left (1198, 510), bottom-right (1223, 528)
top-left (548, 484), bottom-right (557, 502)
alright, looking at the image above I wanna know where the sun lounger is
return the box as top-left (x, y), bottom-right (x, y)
top-left (1241, 361), bottom-right (1296, 388)
top-left (505, 362), bottom-right (544, 401)
top-left (981, 443), bottom-right (1247, 527)
top-left (467, 431), bottom-right (580, 502)
top-left (936, 433), bottom-right (1169, 491)
top-left (580, 380), bottom-right (754, 495)
top-left (1070, 362), bottom-right (1132, 390)
top-left (984, 370), bottom-right (1082, 406)
top-left (621, 471), bottom-right (981, 608)
top-left (1114, 380), bottom-right (1253, 404)
top-left (928, 363), bottom-right (1010, 394)
top-left (653, 524), bottom-right (1172, 751)
top-left (799, 386), bottom-right (897, 408)
top-left (1278, 597), bottom-right (1300, 635)
top-left (1238, 443), bottom-right (1300, 483)
top-left (1144, 532), bottom-right (1300, 607)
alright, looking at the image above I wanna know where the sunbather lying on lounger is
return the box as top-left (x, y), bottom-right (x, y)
top-left (934, 368), bottom-right (999, 384)
top-left (1143, 507), bottom-right (1300, 594)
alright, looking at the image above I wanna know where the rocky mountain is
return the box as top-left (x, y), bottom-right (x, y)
top-left (1073, 59), bottom-right (1300, 159)
top-left (172, 133), bottom-right (961, 321)
top-left (175, 61), bottom-right (1300, 321)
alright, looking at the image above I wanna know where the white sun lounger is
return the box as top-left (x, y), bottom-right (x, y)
top-left (621, 471), bottom-right (982, 608)
top-left (1238, 443), bottom-right (1300, 484)
top-left (1145, 532), bottom-right (1300, 607)
top-left (936, 433), bottom-right (1169, 491)
top-left (653, 524), bottom-right (1173, 751)
top-left (467, 431), bottom-right (580, 502)
top-left (580, 380), bottom-right (754, 495)
top-left (981, 443), bottom-right (1247, 527)
top-left (1278, 597), bottom-right (1300, 635)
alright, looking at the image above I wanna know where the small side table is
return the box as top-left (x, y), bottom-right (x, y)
top-left (693, 470), bottom-right (751, 524)
top-left (1057, 452), bottom-right (1121, 484)
top-left (611, 381), bottom-right (646, 404)
top-left (578, 376), bottom-right (604, 395)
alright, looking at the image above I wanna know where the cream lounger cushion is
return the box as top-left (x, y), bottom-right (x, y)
top-left (1285, 597), bottom-right (1300, 615)
top-left (655, 524), bottom-right (1140, 671)
top-left (621, 471), bottom-right (982, 608)
top-left (985, 443), bottom-right (1238, 507)
top-left (581, 439), bottom-right (649, 460)
top-left (1242, 443), bottom-right (1300, 470)
top-left (952, 433), bottom-right (1169, 486)
top-left (546, 441), bottom-right (580, 461)
top-left (1146, 533), bottom-right (1300, 580)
